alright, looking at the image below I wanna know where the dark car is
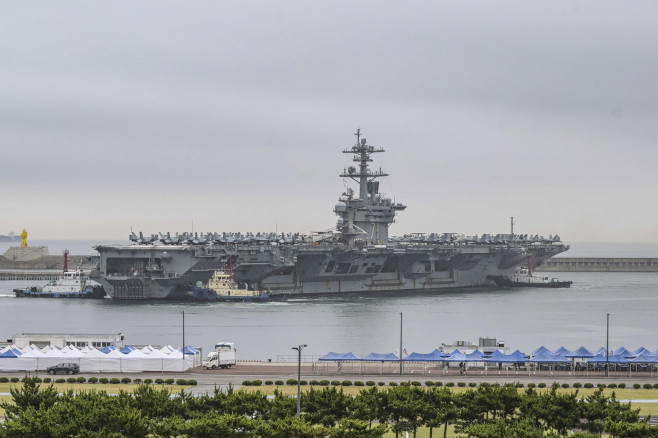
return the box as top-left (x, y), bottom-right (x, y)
top-left (46, 362), bottom-right (80, 375)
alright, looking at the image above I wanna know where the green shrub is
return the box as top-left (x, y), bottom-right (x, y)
top-left (366, 381), bottom-right (375, 386)
top-left (120, 377), bottom-right (130, 384)
top-left (43, 377), bottom-right (51, 383)
top-left (143, 378), bottom-right (153, 384)
top-left (164, 379), bottom-right (174, 385)
top-left (10, 377), bottom-right (19, 383)
top-left (275, 380), bottom-right (284, 386)
top-left (300, 380), bottom-right (308, 385)
top-left (55, 378), bottom-right (65, 383)
top-left (561, 383), bottom-right (570, 388)
top-left (318, 380), bottom-right (329, 386)
top-left (176, 379), bottom-right (188, 385)
top-left (265, 380), bottom-right (273, 385)
top-left (0, 377), bottom-right (8, 383)
top-left (491, 383), bottom-right (500, 387)
top-left (88, 377), bottom-right (98, 384)
top-left (67, 377), bottom-right (76, 383)
top-left (644, 383), bottom-right (653, 389)
top-left (468, 382), bottom-right (477, 387)
top-left (457, 382), bottom-right (466, 387)
top-left (584, 383), bottom-right (594, 388)
top-left (354, 381), bottom-right (365, 386)
top-left (389, 382), bottom-right (398, 386)
top-left (597, 384), bottom-right (606, 389)
top-left (252, 380), bottom-right (262, 386)
top-left (187, 379), bottom-right (197, 385)
top-left (515, 383), bottom-right (524, 388)
top-left (480, 382), bottom-right (490, 388)
top-left (504, 383), bottom-right (514, 388)
top-left (608, 383), bottom-right (617, 388)
top-left (331, 380), bottom-right (341, 386)
top-left (242, 380), bottom-right (252, 386)
top-left (99, 377), bottom-right (109, 384)
top-left (110, 378), bottom-right (120, 384)
top-left (434, 381), bottom-right (443, 387)
top-left (573, 382), bottom-right (582, 388)
top-left (653, 383), bottom-right (658, 389)
top-left (341, 380), bottom-right (352, 386)
top-left (527, 383), bottom-right (536, 388)
top-left (618, 383), bottom-right (626, 388)
top-left (411, 381), bottom-right (421, 387)
top-left (155, 379), bottom-right (164, 384)
top-left (133, 378), bottom-right (142, 384)
top-left (77, 377), bottom-right (86, 383)
top-left (425, 381), bottom-right (434, 387)
top-left (309, 380), bottom-right (319, 386)
top-left (537, 383), bottom-right (546, 388)
top-left (377, 381), bottom-right (385, 386)
top-left (400, 382), bottom-right (410, 387)
top-left (445, 382), bottom-right (455, 387)
top-left (633, 383), bottom-right (641, 389)
top-left (286, 379), bottom-right (298, 386)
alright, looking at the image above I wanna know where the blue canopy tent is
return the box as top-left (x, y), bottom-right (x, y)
top-left (613, 347), bottom-right (635, 358)
top-left (119, 346), bottom-right (136, 354)
top-left (529, 351), bottom-right (570, 363)
top-left (443, 349), bottom-right (467, 362)
top-left (464, 350), bottom-right (487, 361)
top-left (532, 346), bottom-right (552, 356)
top-left (319, 352), bottom-right (360, 361)
top-left (588, 352), bottom-right (631, 376)
top-left (631, 353), bottom-right (658, 377)
top-left (100, 345), bottom-right (117, 354)
top-left (565, 346), bottom-right (595, 359)
top-left (362, 352), bottom-right (399, 362)
top-left (0, 348), bottom-right (22, 358)
top-left (484, 350), bottom-right (527, 376)
top-left (594, 346), bottom-right (606, 356)
top-left (319, 352), bottom-right (361, 374)
top-left (553, 346), bottom-right (573, 356)
top-left (362, 352), bottom-right (399, 374)
top-left (404, 349), bottom-right (445, 362)
top-left (528, 351), bottom-right (569, 376)
top-left (634, 347), bottom-right (651, 356)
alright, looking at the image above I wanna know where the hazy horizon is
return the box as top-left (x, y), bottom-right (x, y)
top-left (2, 1), bottom-right (657, 242)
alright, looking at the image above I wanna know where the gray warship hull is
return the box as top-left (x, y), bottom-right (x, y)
top-left (94, 130), bottom-right (569, 299)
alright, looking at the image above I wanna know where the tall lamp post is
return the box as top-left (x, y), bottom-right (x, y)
top-left (399, 312), bottom-right (403, 376)
top-left (606, 313), bottom-right (610, 377)
top-left (292, 344), bottom-right (307, 417)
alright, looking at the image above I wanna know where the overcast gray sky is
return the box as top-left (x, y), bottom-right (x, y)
top-left (1, 1), bottom-right (657, 241)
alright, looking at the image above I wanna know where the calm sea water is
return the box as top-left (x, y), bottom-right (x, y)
top-left (1, 271), bottom-right (657, 361)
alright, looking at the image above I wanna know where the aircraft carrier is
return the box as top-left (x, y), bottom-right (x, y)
top-left (93, 130), bottom-right (569, 299)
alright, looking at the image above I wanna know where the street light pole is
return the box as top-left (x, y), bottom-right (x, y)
top-left (606, 313), bottom-right (610, 377)
top-left (399, 312), bottom-right (403, 376)
top-left (292, 344), bottom-right (307, 417)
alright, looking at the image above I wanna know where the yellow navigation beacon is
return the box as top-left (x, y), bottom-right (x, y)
top-left (20, 228), bottom-right (28, 247)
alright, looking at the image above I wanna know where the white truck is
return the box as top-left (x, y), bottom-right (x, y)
top-left (202, 341), bottom-right (237, 369)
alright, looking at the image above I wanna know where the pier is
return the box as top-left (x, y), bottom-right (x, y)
top-left (538, 258), bottom-right (658, 272)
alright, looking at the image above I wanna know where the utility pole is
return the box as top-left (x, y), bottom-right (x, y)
top-left (399, 312), bottom-right (403, 376)
top-left (606, 313), bottom-right (610, 377)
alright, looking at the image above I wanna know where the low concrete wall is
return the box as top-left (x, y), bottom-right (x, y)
top-left (538, 257), bottom-right (658, 272)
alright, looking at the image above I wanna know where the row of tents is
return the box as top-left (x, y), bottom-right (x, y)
top-left (319, 346), bottom-right (658, 365)
top-left (0, 344), bottom-right (202, 372)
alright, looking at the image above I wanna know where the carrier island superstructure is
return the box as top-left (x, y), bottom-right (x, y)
top-left (93, 130), bottom-right (569, 299)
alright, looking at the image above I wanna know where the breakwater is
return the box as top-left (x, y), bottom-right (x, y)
top-left (538, 258), bottom-right (658, 272)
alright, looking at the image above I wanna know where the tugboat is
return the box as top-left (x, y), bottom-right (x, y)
top-left (184, 261), bottom-right (288, 302)
top-left (488, 256), bottom-right (572, 288)
top-left (13, 250), bottom-right (106, 298)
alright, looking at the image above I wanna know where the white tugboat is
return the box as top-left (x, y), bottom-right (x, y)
top-left (13, 250), bottom-right (106, 298)
top-left (488, 256), bottom-right (572, 288)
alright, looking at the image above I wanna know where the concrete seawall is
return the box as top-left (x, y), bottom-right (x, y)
top-left (538, 258), bottom-right (658, 272)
